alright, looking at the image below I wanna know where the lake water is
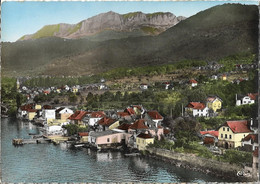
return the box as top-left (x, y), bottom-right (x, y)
top-left (1, 118), bottom-right (227, 183)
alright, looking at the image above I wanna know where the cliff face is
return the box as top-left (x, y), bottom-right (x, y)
top-left (19, 11), bottom-right (185, 41)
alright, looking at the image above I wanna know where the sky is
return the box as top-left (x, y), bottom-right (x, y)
top-left (1, 1), bottom-right (258, 42)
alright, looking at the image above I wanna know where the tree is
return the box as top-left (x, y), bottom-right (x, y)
top-left (173, 117), bottom-right (201, 147)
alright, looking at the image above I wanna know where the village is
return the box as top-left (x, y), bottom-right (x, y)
top-left (14, 79), bottom-right (259, 180)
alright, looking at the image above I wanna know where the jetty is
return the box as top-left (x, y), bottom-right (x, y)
top-left (12, 138), bottom-right (51, 145)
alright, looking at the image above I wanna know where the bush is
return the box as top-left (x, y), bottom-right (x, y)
top-left (222, 149), bottom-right (252, 166)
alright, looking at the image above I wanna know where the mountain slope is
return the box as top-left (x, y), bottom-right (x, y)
top-left (2, 4), bottom-right (258, 77)
top-left (19, 11), bottom-right (185, 41)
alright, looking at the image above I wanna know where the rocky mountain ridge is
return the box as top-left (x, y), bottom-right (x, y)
top-left (20, 11), bottom-right (185, 41)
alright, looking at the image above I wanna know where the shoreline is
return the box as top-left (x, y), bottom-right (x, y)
top-left (143, 147), bottom-right (256, 182)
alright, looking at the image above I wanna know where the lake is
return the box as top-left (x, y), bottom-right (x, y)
top-left (1, 117), bottom-right (227, 183)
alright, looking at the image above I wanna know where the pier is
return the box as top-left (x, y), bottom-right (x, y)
top-left (12, 138), bottom-right (51, 145)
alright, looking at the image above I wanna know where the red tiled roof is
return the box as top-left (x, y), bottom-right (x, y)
top-left (225, 120), bottom-right (252, 133)
top-left (163, 129), bottom-right (170, 135)
top-left (43, 105), bottom-right (52, 109)
top-left (243, 134), bottom-right (258, 143)
top-left (157, 125), bottom-right (163, 129)
top-left (126, 108), bottom-right (136, 115)
top-left (163, 82), bottom-right (170, 84)
top-left (253, 148), bottom-right (258, 157)
top-left (148, 111), bottom-right (163, 120)
top-left (200, 130), bottom-right (219, 138)
top-left (20, 104), bottom-right (34, 111)
top-left (137, 133), bottom-right (153, 139)
top-left (98, 117), bottom-right (116, 126)
top-left (203, 137), bottom-right (215, 145)
top-left (91, 111), bottom-right (105, 118)
top-left (248, 93), bottom-right (258, 100)
top-left (78, 132), bottom-right (89, 136)
top-left (187, 102), bottom-right (206, 110)
top-left (117, 112), bottom-right (130, 117)
top-left (117, 123), bottom-right (131, 130)
top-left (129, 119), bottom-right (149, 130)
top-left (69, 110), bottom-right (88, 121)
top-left (189, 79), bottom-right (198, 83)
top-left (27, 109), bottom-right (38, 112)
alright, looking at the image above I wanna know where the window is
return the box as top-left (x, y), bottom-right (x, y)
top-left (229, 135), bottom-right (232, 139)
top-left (227, 128), bottom-right (229, 132)
top-left (225, 134), bottom-right (227, 139)
top-left (223, 127), bottom-right (225, 131)
top-left (244, 134), bottom-right (245, 137)
top-left (107, 138), bottom-right (110, 142)
top-left (221, 134), bottom-right (223, 138)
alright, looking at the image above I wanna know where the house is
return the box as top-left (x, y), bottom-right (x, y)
top-left (68, 110), bottom-right (89, 126)
top-left (200, 130), bottom-right (219, 146)
top-left (131, 105), bottom-right (145, 115)
top-left (218, 120), bottom-right (253, 149)
top-left (136, 133), bottom-right (154, 150)
top-left (241, 134), bottom-right (258, 152)
top-left (34, 104), bottom-right (42, 110)
top-left (27, 109), bottom-right (38, 120)
top-left (89, 111), bottom-right (106, 126)
top-left (88, 130), bottom-right (131, 149)
top-left (17, 104), bottom-right (34, 119)
top-left (236, 93), bottom-right (258, 106)
top-left (221, 74), bottom-right (227, 80)
top-left (117, 107), bottom-right (136, 121)
top-left (42, 109), bottom-right (56, 123)
top-left (78, 132), bottom-right (89, 143)
top-left (55, 107), bottom-right (74, 121)
top-left (47, 125), bottom-right (63, 135)
top-left (71, 86), bottom-right (79, 93)
top-left (189, 79), bottom-right (198, 87)
top-left (206, 96), bottom-right (222, 112)
top-left (140, 83), bottom-right (148, 90)
top-left (162, 82), bottom-right (170, 90)
top-left (147, 111), bottom-right (163, 125)
top-left (97, 117), bottom-right (119, 131)
top-left (185, 102), bottom-right (209, 117)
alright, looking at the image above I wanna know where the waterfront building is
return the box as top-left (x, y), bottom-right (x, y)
top-left (136, 133), bottom-right (154, 150)
top-left (218, 120), bottom-right (252, 148)
top-left (88, 130), bottom-right (131, 149)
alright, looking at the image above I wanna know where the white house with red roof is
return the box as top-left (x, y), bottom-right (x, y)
top-left (218, 120), bottom-right (253, 149)
top-left (89, 111), bottom-right (106, 126)
top-left (200, 130), bottom-right (219, 146)
top-left (236, 93), bottom-right (258, 106)
top-left (185, 102), bottom-right (209, 117)
top-left (68, 110), bottom-right (89, 126)
top-left (147, 111), bottom-right (163, 125)
top-left (189, 79), bottom-right (198, 87)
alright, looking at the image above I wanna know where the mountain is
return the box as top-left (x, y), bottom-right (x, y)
top-left (19, 11), bottom-right (185, 41)
top-left (2, 4), bottom-right (258, 77)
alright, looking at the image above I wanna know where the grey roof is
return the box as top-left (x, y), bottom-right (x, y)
top-left (89, 130), bottom-right (121, 138)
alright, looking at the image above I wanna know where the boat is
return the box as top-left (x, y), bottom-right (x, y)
top-left (124, 153), bottom-right (140, 156)
top-left (74, 144), bottom-right (84, 148)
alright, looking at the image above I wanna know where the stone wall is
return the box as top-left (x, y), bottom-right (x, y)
top-left (145, 147), bottom-right (254, 182)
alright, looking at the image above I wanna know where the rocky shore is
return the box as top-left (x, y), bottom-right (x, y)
top-left (144, 148), bottom-right (256, 182)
